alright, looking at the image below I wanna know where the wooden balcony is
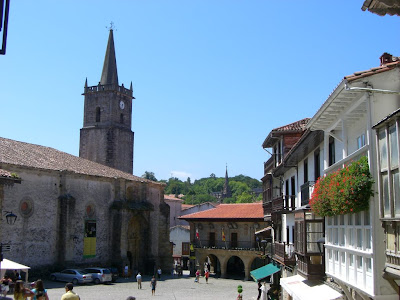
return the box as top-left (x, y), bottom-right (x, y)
top-left (272, 195), bottom-right (295, 214)
top-left (263, 201), bottom-right (272, 216)
top-left (273, 242), bottom-right (296, 266)
top-left (296, 254), bottom-right (324, 280)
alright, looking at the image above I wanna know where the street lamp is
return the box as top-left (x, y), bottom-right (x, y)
top-left (5, 211), bottom-right (17, 225)
top-left (261, 239), bottom-right (267, 265)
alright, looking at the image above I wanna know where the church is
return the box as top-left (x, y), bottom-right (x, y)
top-left (0, 29), bottom-right (171, 274)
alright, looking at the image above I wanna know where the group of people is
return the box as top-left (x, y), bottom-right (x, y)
top-left (0, 277), bottom-right (50, 300)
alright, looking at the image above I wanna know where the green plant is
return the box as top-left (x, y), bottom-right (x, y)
top-left (309, 156), bottom-right (373, 217)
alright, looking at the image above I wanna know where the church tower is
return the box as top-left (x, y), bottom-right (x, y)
top-left (79, 28), bottom-right (134, 174)
top-left (222, 165), bottom-right (232, 199)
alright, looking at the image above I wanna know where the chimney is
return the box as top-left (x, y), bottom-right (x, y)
top-left (380, 52), bottom-right (393, 66)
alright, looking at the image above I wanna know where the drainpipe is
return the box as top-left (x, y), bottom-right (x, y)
top-left (344, 83), bottom-right (400, 95)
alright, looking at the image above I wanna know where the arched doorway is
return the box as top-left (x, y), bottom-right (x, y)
top-left (204, 254), bottom-right (221, 277)
top-left (251, 257), bottom-right (264, 271)
top-left (226, 256), bottom-right (245, 279)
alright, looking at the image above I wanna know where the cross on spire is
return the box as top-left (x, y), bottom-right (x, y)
top-left (106, 21), bottom-right (115, 31)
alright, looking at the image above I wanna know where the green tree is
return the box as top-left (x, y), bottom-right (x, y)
top-left (142, 171), bottom-right (157, 181)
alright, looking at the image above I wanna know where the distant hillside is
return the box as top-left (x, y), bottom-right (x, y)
top-left (142, 172), bottom-right (262, 205)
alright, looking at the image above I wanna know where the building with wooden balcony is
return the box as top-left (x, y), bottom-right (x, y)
top-left (261, 119), bottom-right (309, 270)
top-left (179, 202), bottom-right (267, 280)
top-left (304, 52), bottom-right (400, 299)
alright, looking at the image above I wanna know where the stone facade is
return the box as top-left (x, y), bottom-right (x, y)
top-left (0, 140), bottom-right (171, 273)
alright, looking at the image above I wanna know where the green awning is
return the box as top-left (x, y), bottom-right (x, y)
top-left (250, 263), bottom-right (280, 282)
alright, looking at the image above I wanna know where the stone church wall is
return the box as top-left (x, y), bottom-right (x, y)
top-left (1, 164), bottom-right (170, 273)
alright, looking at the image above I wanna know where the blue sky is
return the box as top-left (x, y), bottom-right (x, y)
top-left (1, 1), bottom-right (399, 181)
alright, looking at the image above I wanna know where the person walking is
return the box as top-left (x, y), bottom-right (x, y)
top-left (136, 272), bottom-right (142, 289)
top-left (205, 269), bottom-right (209, 284)
top-left (30, 279), bottom-right (49, 300)
top-left (150, 276), bottom-right (157, 296)
top-left (257, 282), bottom-right (262, 300)
top-left (13, 280), bottom-right (33, 300)
top-left (157, 267), bottom-right (161, 280)
top-left (60, 283), bottom-right (80, 300)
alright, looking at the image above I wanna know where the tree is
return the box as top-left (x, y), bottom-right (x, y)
top-left (210, 173), bottom-right (216, 178)
top-left (142, 171), bottom-right (157, 181)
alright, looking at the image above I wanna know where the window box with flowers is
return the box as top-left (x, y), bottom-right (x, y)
top-left (309, 156), bottom-right (374, 217)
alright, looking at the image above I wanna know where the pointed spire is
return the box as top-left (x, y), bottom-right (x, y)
top-left (223, 164), bottom-right (232, 198)
top-left (130, 81), bottom-right (133, 91)
top-left (84, 77), bottom-right (88, 93)
top-left (100, 29), bottom-right (119, 85)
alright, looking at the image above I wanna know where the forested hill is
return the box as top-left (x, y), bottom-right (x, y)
top-left (141, 172), bottom-right (262, 204)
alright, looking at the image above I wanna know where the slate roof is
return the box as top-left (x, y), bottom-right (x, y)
top-left (0, 137), bottom-right (159, 184)
top-left (179, 202), bottom-right (264, 220)
top-left (182, 204), bottom-right (195, 210)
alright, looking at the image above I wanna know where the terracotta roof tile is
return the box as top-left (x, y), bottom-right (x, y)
top-left (345, 60), bottom-right (400, 82)
top-left (271, 118), bottom-right (310, 133)
top-left (0, 137), bottom-right (160, 184)
top-left (180, 202), bottom-right (263, 220)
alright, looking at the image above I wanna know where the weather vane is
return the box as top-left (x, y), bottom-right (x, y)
top-left (106, 21), bottom-right (116, 31)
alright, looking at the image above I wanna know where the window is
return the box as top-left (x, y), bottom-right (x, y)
top-left (120, 113), bottom-right (124, 124)
top-left (231, 233), bottom-right (238, 248)
top-left (304, 158), bottom-right (308, 183)
top-left (314, 150), bottom-right (320, 180)
top-left (96, 107), bottom-right (101, 122)
top-left (357, 134), bottom-right (366, 149)
top-left (209, 232), bottom-right (215, 247)
top-left (329, 137), bottom-right (335, 166)
top-left (182, 242), bottom-right (189, 255)
top-left (378, 123), bottom-right (400, 219)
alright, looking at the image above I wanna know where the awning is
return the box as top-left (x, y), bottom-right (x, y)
top-left (280, 275), bottom-right (343, 300)
top-left (0, 259), bottom-right (30, 282)
top-left (250, 263), bottom-right (280, 282)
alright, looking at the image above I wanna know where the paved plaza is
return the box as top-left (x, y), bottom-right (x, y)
top-left (3, 272), bottom-right (267, 300)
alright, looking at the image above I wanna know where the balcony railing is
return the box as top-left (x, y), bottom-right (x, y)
top-left (297, 254), bottom-right (324, 280)
top-left (263, 201), bottom-right (272, 215)
top-left (272, 195), bottom-right (295, 213)
top-left (273, 242), bottom-right (296, 266)
top-left (301, 181), bottom-right (315, 206)
top-left (193, 239), bottom-right (261, 251)
top-left (325, 145), bottom-right (368, 175)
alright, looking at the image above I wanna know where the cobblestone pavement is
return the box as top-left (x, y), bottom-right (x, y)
top-left (20, 272), bottom-right (267, 300)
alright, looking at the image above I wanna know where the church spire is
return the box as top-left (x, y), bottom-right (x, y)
top-left (222, 164), bottom-right (232, 199)
top-left (100, 28), bottom-right (119, 85)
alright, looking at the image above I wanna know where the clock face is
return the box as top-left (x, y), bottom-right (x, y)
top-left (119, 101), bottom-right (125, 110)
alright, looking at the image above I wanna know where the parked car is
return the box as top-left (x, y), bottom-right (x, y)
top-left (83, 268), bottom-right (112, 284)
top-left (50, 269), bottom-right (93, 285)
top-left (107, 267), bottom-right (119, 283)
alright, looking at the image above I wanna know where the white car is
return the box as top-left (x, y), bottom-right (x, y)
top-left (83, 268), bottom-right (112, 284)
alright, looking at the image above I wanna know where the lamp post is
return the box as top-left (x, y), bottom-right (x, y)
top-left (261, 239), bottom-right (267, 265)
top-left (1, 211), bottom-right (17, 262)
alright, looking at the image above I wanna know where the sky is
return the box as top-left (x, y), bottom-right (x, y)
top-left (1, 1), bottom-right (400, 182)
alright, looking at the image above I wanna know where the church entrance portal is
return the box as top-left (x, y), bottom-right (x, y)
top-left (127, 215), bottom-right (145, 274)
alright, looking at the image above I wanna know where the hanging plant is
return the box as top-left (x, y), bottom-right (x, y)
top-left (309, 156), bottom-right (373, 217)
